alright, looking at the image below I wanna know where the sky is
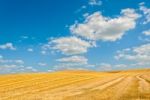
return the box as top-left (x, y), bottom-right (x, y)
top-left (0, 0), bottom-right (150, 74)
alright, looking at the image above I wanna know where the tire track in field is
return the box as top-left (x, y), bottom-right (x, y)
top-left (64, 76), bottom-right (137, 100)
top-left (63, 76), bottom-right (128, 100)
top-left (140, 74), bottom-right (150, 83)
top-left (6, 75), bottom-right (125, 100)
top-left (136, 75), bottom-right (150, 93)
top-left (120, 75), bottom-right (150, 100)
top-left (113, 76), bottom-right (137, 100)
top-left (91, 76), bottom-right (125, 91)
top-left (136, 75), bottom-right (150, 99)
top-left (30, 75), bottom-right (125, 100)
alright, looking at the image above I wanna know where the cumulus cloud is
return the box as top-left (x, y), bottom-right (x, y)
top-left (42, 36), bottom-right (96, 55)
top-left (115, 43), bottom-right (150, 67)
top-left (70, 8), bottom-right (140, 41)
top-left (57, 56), bottom-right (88, 64)
top-left (0, 43), bottom-right (16, 50)
top-left (139, 3), bottom-right (150, 24)
top-left (143, 29), bottom-right (150, 36)
top-left (88, 0), bottom-right (102, 6)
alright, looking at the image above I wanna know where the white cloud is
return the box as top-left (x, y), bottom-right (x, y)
top-left (139, 3), bottom-right (150, 24)
top-left (27, 48), bottom-right (34, 52)
top-left (70, 8), bottom-right (140, 41)
top-left (115, 43), bottom-right (150, 67)
top-left (42, 36), bottom-right (95, 55)
top-left (143, 29), bottom-right (150, 36)
top-left (0, 43), bottom-right (16, 50)
top-left (57, 56), bottom-right (88, 64)
top-left (38, 62), bottom-right (47, 66)
top-left (88, 0), bottom-right (102, 6)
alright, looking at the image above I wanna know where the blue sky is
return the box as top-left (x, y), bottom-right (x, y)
top-left (0, 0), bottom-right (150, 74)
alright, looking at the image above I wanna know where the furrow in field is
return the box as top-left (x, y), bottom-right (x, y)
top-left (26, 75), bottom-right (125, 100)
top-left (2, 75), bottom-right (124, 100)
top-left (0, 69), bottom-right (150, 100)
top-left (0, 72), bottom-right (70, 85)
top-left (1, 76), bottom-right (95, 100)
top-left (0, 73), bottom-right (71, 86)
top-left (0, 74), bottom-right (44, 84)
top-left (0, 75), bottom-right (88, 98)
top-left (0, 75), bottom-right (76, 90)
top-left (0, 76), bottom-right (50, 88)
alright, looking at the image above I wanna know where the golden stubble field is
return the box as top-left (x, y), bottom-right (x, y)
top-left (0, 69), bottom-right (150, 100)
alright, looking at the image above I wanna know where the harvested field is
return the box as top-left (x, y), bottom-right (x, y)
top-left (0, 69), bottom-right (150, 100)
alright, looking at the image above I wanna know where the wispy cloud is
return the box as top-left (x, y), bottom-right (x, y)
top-left (143, 29), bottom-right (150, 36)
top-left (139, 3), bottom-right (150, 24)
top-left (0, 43), bottom-right (16, 50)
top-left (38, 62), bottom-right (47, 67)
top-left (88, 0), bottom-right (102, 6)
top-left (115, 43), bottom-right (150, 67)
top-left (57, 56), bottom-right (88, 64)
top-left (27, 48), bottom-right (34, 52)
